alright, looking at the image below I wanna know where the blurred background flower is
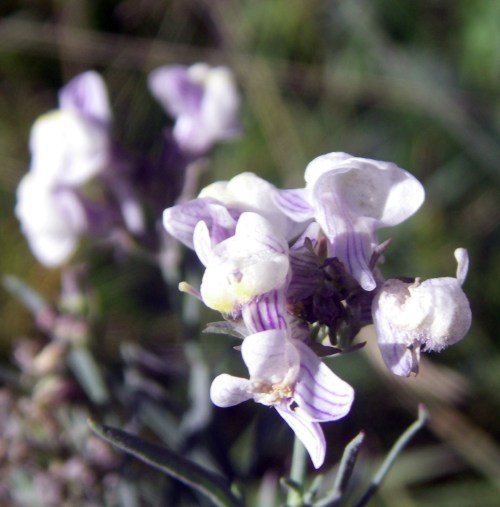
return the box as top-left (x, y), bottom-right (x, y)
top-left (0, 1), bottom-right (499, 506)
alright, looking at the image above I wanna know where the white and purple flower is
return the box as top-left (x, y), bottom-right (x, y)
top-left (210, 329), bottom-right (354, 468)
top-left (148, 63), bottom-right (241, 154)
top-left (193, 212), bottom-right (290, 316)
top-left (16, 71), bottom-right (146, 267)
top-left (275, 152), bottom-right (425, 291)
top-left (16, 72), bottom-right (114, 266)
top-left (372, 248), bottom-right (472, 376)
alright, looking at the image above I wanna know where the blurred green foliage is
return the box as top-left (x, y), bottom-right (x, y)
top-left (0, 1), bottom-right (499, 506)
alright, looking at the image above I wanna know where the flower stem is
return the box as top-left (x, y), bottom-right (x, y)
top-left (286, 435), bottom-right (307, 506)
top-left (353, 404), bottom-right (429, 507)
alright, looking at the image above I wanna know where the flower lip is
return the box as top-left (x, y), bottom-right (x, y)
top-left (198, 212), bottom-right (290, 314)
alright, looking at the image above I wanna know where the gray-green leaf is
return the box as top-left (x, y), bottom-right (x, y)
top-left (88, 420), bottom-right (244, 507)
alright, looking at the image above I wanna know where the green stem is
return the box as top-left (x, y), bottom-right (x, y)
top-left (286, 435), bottom-right (307, 507)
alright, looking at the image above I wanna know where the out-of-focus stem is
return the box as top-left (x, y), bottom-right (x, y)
top-left (286, 435), bottom-right (307, 507)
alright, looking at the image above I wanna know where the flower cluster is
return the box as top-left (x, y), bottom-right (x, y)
top-left (164, 152), bottom-right (472, 468)
top-left (16, 64), bottom-right (241, 267)
top-left (16, 63), bottom-right (472, 471)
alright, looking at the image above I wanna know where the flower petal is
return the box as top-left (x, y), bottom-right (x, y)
top-left (200, 213), bottom-right (290, 313)
top-left (163, 198), bottom-right (236, 249)
top-left (202, 173), bottom-right (302, 240)
top-left (148, 65), bottom-right (203, 117)
top-left (210, 374), bottom-right (253, 407)
top-left (276, 405), bottom-right (326, 469)
top-left (302, 152), bottom-right (425, 290)
top-left (199, 65), bottom-right (241, 140)
top-left (29, 110), bottom-right (110, 186)
top-left (378, 341), bottom-right (419, 377)
top-left (293, 340), bottom-right (354, 422)
top-left (58, 71), bottom-right (112, 125)
top-left (305, 153), bottom-right (425, 228)
top-left (193, 220), bottom-right (213, 267)
top-left (149, 63), bottom-right (240, 153)
top-left (273, 188), bottom-right (314, 222)
top-left (372, 271), bottom-right (472, 376)
top-left (408, 277), bottom-right (472, 351)
top-left (234, 212), bottom-right (288, 255)
top-left (242, 289), bottom-right (289, 333)
top-left (316, 194), bottom-right (376, 291)
top-left (304, 152), bottom-right (353, 185)
top-left (15, 175), bottom-right (81, 267)
top-left (241, 330), bottom-right (299, 383)
top-left (372, 279), bottom-right (421, 376)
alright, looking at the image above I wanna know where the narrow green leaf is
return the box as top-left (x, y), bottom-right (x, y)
top-left (331, 431), bottom-right (365, 500)
top-left (314, 432), bottom-right (365, 506)
top-left (353, 405), bottom-right (429, 507)
top-left (203, 321), bottom-right (246, 339)
top-left (88, 420), bottom-right (244, 507)
top-left (68, 346), bottom-right (110, 405)
top-left (3, 275), bottom-right (49, 315)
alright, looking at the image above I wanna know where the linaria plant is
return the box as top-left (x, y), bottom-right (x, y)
top-left (162, 150), bottom-right (471, 477)
top-left (7, 62), bottom-right (472, 507)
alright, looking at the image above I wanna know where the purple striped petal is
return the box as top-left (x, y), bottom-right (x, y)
top-left (273, 189), bottom-right (314, 222)
top-left (301, 152), bottom-right (426, 290)
top-left (163, 198), bottom-right (236, 249)
top-left (276, 405), bottom-right (326, 469)
top-left (242, 289), bottom-right (289, 333)
top-left (313, 184), bottom-right (376, 290)
top-left (293, 340), bottom-right (354, 422)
